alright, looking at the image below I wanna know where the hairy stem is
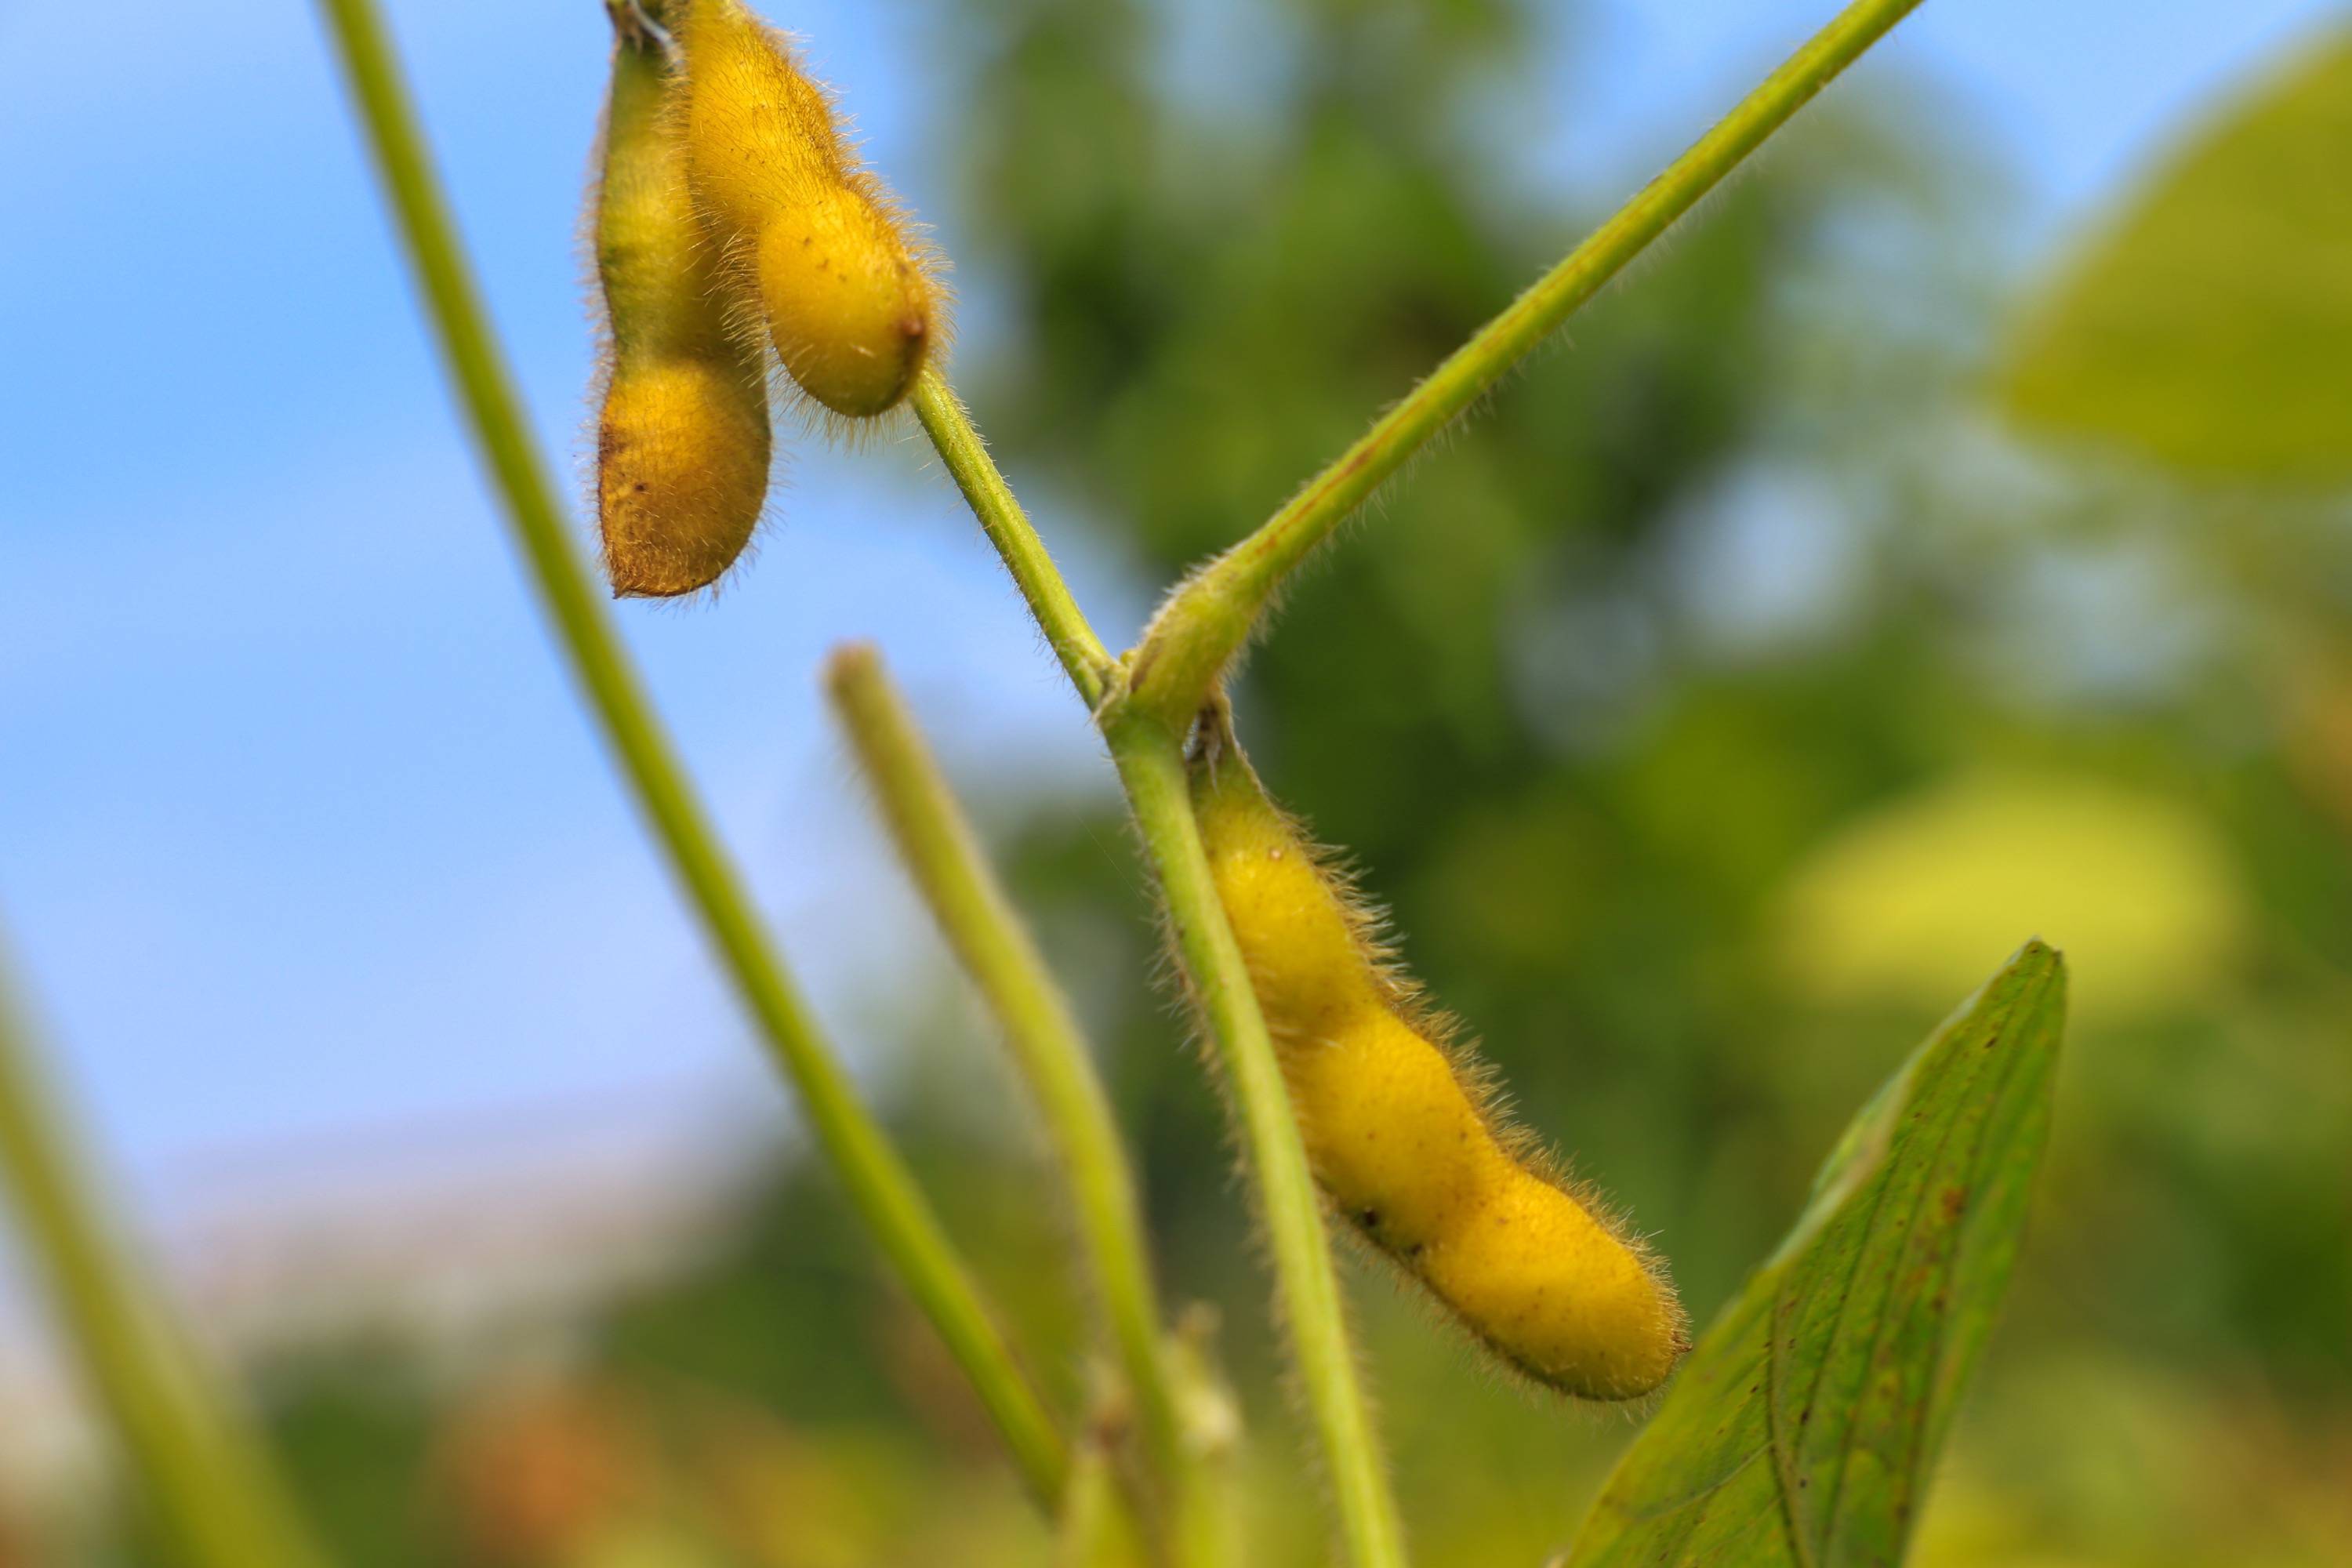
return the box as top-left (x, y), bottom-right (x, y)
top-left (1105, 712), bottom-right (1410, 1568)
top-left (911, 372), bottom-right (1117, 709)
top-left (1126, 0), bottom-right (1926, 725)
top-left (0, 957), bottom-right (331, 1568)
top-left (314, 0), bottom-right (1066, 1508)
top-left (825, 644), bottom-right (1224, 1568)
top-left (913, 377), bottom-right (1408, 1566)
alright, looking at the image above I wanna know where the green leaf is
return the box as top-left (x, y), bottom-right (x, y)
top-left (1998, 27), bottom-right (2352, 484)
top-left (1563, 941), bottom-right (2067, 1568)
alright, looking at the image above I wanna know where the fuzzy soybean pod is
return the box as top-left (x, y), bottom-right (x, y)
top-left (674, 0), bottom-right (942, 419)
top-left (1189, 746), bottom-right (1687, 1401)
top-left (593, 4), bottom-right (772, 598)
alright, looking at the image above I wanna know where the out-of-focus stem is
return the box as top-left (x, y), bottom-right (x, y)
top-left (824, 644), bottom-right (1224, 1566)
top-left (313, 0), bottom-right (1066, 1508)
top-left (0, 956), bottom-right (332, 1568)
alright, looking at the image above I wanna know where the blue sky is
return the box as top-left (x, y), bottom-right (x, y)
top-left (0, 0), bottom-right (2342, 1232)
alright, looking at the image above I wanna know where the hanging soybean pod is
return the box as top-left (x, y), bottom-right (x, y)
top-left (593, 0), bottom-right (772, 598)
top-left (1189, 728), bottom-right (1687, 1401)
top-left (673, 0), bottom-right (944, 421)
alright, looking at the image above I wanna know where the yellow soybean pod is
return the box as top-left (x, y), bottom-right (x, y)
top-left (1191, 745), bottom-right (1686, 1400)
top-left (675, 0), bottom-right (942, 419)
top-left (593, 2), bottom-right (772, 598)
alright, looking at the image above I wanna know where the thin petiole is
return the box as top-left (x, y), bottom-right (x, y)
top-left (1125, 0), bottom-right (1929, 725)
top-left (910, 372), bottom-right (1117, 710)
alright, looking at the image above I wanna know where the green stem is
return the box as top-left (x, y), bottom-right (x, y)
top-left (910, 372), bottom-right (1117, 710)
top-left (1055, 1436), bottom-right (1123, 1568)
top-left (313, 0), bottom-right (1066, 1509)
top-left (1105, 713), bottom-right (1409, 1568)
top-left (0, 959), bottom-right (331, 1568)
top-left (913, 379), bottom-right (1406, 1566)
top-left (824, 644), bottom-right (1222, 1568)
top-left (1126, 0), bottom-right (1926, 725)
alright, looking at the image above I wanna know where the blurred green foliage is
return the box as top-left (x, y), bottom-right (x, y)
top-left (49, 1), bottom-right (2352, 1564)
top-left (920, 0), bottom-right (2352, 1559)
top-left (2002, 26), bottom-right (2352, 484)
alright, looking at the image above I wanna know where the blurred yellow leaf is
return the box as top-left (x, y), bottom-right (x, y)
top-left (1999, 26), bottom-right (2352, 484)
top-left (1777, 774), bottom-right (2245, 1018)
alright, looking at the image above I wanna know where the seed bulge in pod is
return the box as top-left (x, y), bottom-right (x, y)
top-left (1191, 742), bottom-right (1686, 1399)
top-left (593, 2), bottom-right (772, 597)
top-left (676, 0), bottom-right (942, 419)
